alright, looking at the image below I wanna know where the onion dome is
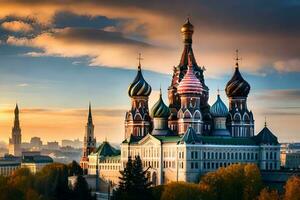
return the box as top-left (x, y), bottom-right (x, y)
top-left (181, 18), bottom-right (194, 44)
top-left (225, 51), bottom-right (250, 98)
top-left (128, 64), bottom-right (152, 97)
top-left (177, 51), bottom-right (203, 95)
top-left (151, 89), bottom-right (170, 118)
top-left (210, 94), bottom-right (228, 117)
top-left (181, 17), bottom-right (194, 34)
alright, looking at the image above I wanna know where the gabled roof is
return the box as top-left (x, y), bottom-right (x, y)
top-left (179, 127), bottom-right (202, 144)
top-left (96, 141), bottom-right (120, 157)
top-left (254, 126), bottom-right (279, 145)
top-left (22, 155), bottom-right (53, 164)
top-left (122, 135), bottom-right (143, 144)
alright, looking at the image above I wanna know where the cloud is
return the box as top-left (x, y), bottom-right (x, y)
top-left (1, 21), bottom-right (33, 33)
top-left (274, 59), bottom-right (300, 72)
top-left (0, 1), bottom-right (300, 76)
top-left (17, 83), bottom-right (29, 87)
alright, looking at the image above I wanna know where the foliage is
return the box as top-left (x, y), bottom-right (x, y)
top-left (0, 162), bottom-right (92, 200)
top-left (283, 176), bottom-right (300, 200)
top-left (114, 156), bottom-right (151, 200)
top-left (257, 188), bottom-right (280, 200)
top-left (72, 175), bottom-right (94, 200)
top-left (67, 160), bottom-right (83, 176)
top-left (199, 163), bottom-right (263, 200)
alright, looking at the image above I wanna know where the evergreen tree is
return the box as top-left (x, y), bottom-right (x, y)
top-left (118, 156), bottom-right (134, 192)
top-left (68, 160), bottom-right (83, 176)
top-left (132, 155), bottom-right (151, 198)
top-left (72, 175), bottom-right (94, 200)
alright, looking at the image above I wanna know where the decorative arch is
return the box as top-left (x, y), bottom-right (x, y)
top-left (183, 110), bottom-right (192, 119)
top-left (193, 110), bottom-right (202, 120)
top-left (134, 113), bottom-right (142, 120)
top-left (243, 113), bottom-right (250, 122)
top-left (233, 113), bottom-right (241, 121)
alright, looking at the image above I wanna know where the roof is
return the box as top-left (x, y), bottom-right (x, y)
top-left (96, 141), bottom-right (120, 157)
top-left (179, 127), bottom-right (202, 144)
top-left (22, 155), bottom-right (53, 164)
top-left (199, 136), bottom-right (257, 145)
top-left (254, 126), bottom-right (279, 145)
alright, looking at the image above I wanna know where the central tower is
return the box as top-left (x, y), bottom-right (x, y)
top-left (168, 18), bottom-right (212, 135)
top-left (9, 104), bottom-right (22, 156)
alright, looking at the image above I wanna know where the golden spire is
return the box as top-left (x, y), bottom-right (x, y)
top-left (181, 17), bottom-right (194, 44)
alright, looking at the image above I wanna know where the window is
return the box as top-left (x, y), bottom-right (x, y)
top-left (251, 153), bottom-right (254, 160)
top-left (255, 153), bottom-right (258, 160)
top-left (191, 151), bottom-right (194, 159)
top-left (219, 152), bottom-right (222, 159)
top-left (247, 153), bottom-right (250, 160)
top-left (212, 152), bottom-right (214, 159)
top-left (195, 152), bottom-right (198, 159)
top-left (270, 152), bottom-right (273, 159)
top-left (191, 162), bottom-right (194, 169)
top-left (212, 162), bottom-right (215, 169)
top-left (208, 152), bottom-right (210, 159)
top-left (239, 153), bottom-right (242, 159)
top-left (195, 162), bottom-right (198, 169)
top-left (207, 162), bottom-right (210, 169)
top-left (203, 162), bottom-right (206, 169)
top-left (274, 152), bottom-right (277, 160)
top-left (266, 152), bottom-right (269, 159)
top-left (203, 152), bottom-right (206, 159)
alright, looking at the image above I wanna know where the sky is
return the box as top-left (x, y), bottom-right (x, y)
top-left (0, 0), bottom-right (299, 144)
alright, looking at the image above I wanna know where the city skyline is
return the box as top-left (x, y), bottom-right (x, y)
top-left (0, 1), bottom-right (299, 143)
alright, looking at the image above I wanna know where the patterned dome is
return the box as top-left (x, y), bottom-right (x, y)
top-left (128, 65), bottom-right (152, 97)
top-left (225, 67), bottom-right (250, 98)
top-left (151, 90), bottom-right (170, 118)
top-left (210, 94), bottom-right (228, 117)
top-left (177, 52), bottom-right (203, 95)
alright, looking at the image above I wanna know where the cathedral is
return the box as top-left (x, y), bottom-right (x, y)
top-left (81, 19), bottom-right (281, 186)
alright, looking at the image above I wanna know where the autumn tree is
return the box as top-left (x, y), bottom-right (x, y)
top-left (257, 188), bottom-right (280, 200)
top-left (68, 160), bottom-right (83, 176)
top-left (199, 163), bottom-right (263, 200)
top-left (284, 176), bottom-right (300, 200)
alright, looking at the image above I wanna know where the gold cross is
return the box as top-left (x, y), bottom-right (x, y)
top-left (137, 53), bottom-right (143, 66)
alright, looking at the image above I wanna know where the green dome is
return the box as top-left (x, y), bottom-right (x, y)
top-left (210, 94), bottom-right (228, 117)
top-left (151, 91), bottom-right (170, 118)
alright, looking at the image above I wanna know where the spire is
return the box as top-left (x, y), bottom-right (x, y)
top-left (88, 102), bottom-right (93, 124)
top-left (14, 103), bottom-right (20, 128)
top-left (137, 53), bottom-right (143, 70)
top-left (264, 116), bottom-right (267, 127)
top-left (235, 49), bottom-right (241, 68)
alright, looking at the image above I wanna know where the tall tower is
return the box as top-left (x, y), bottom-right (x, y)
top-left (177, 52), bottom-right (203, 135)
top-left (9, 104), bottom-right (22, 156)
top-left (125, 56), bottom-right (152, 138)
top-left (168, 18), bottom-right (212, 135)
top-left (80, 103), bottom-right (97, 173)
top-left (225, 50), bottom-right (254, 137)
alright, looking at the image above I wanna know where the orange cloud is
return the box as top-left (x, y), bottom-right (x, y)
top-left (1, 21), bottom-right (33, 32)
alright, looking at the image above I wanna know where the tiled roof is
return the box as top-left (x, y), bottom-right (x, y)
top-left (96, 141), bottom-right (120, 157)
top-left (253, 127), bottom-right (279, 145)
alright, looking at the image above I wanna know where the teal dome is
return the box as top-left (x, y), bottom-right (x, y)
top-left (210, 94), bottom-right (228, 117)
top-left (151, 91), bottom-right (170, 118)
top-left (128, 66), bottom-right (152, 97)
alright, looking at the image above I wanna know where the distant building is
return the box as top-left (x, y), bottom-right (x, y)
top-left (8, 104), bottom-right (22, 156)
top-left (30, 137), bottom-right (43, 150)
top-left (46, 141), bottom-right (59, 150)
top-left (80, 103), bottom-right (97, 173)
top-left (0, 155), bottom-right (21, 176)
top-left (281, 143), bottom-right (300, 169)
top-left (0, 152), bottom-right (53, 176)
top-left (62, 139), bottom-right (83, 149)
top-left (21, 154), bottom-right (53, 174)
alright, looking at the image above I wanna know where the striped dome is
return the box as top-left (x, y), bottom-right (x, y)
top-left (210, 94), bottom-right (228, 117)
top-left (128, 66), bottom-right (152, 97)
top-left (151, 91), bottom-right (170, 118)
top-left (177, 53), bottom-right (203, 95)
top-left (225, 67), bottom-right (250, 98)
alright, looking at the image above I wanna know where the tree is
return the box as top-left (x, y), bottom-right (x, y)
top-left (284, 176), bottom-right (300, 200)
top-left (114, 156), bottom-right (152, 200)
top-left (72, 175), bottom-right (94, 200)
top-left (68, 160), bottom-right (83, 176)
top-left (132, 155), bottom-right (151, 197)
top-left (199, 163), bottom-right (263, 200)
top-left (258, 188), bottom-right (280, 200)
